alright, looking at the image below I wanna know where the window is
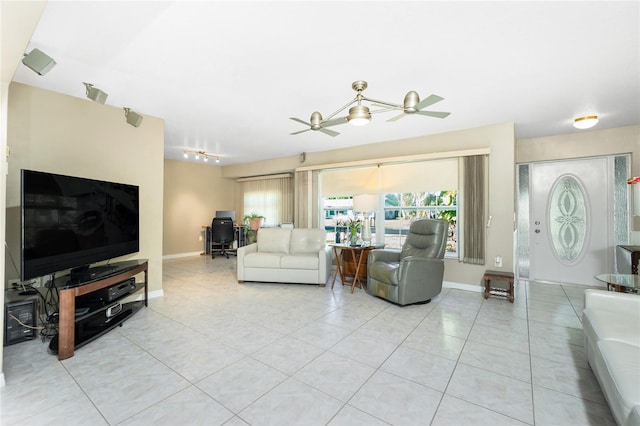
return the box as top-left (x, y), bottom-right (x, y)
top-left (322, 191), bottom-right (457, 256)
top-left (383, 191), bottom-right (457, 254)
top-left (320, 158), bottom-right (459, 256)
top-left (241, 175), bottom-right (293, 226)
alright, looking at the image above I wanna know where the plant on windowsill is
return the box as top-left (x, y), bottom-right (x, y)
top-left (243, 212), bottom-right (265, 231)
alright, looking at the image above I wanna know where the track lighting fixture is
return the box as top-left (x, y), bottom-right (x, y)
top-left (291, 80), bottom-right (450, 137)
top-left (573, 115), bottom-right (599, 130)
top-left (123, 107), bottom-right (143, 127)
top-left (183, 150), bottom-right (221, 163)
top-left (21, 48), bottom-right (56, 75)
top-left (83, 82), bottom-right (108, 104)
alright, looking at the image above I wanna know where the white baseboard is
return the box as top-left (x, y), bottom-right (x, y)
top-left (163, 252), bottom-right (202, 260)
top-left (0, 372), bottom-right (5, 387)
top-left (443, 280), bottom-right (482, 293)
top-left (129, 289), bottom-right (164, 301)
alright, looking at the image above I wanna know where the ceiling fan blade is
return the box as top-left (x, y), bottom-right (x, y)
top-left (416, 110), bottom-right (451, 119)
top-left (290, 117), bottom-right (311, 126)
top-left (372, 103), bottom-right (402, 110)
top-left (415, 94), bottom-right (444, 110)
top-left (321, 116), bottom-right (348, 128)
top-left (320, 127), bottom-right (340, 137)
top-left (290, 128), bottom-right (311, 135)
top-left (387, 112), bottom-right (407, 122)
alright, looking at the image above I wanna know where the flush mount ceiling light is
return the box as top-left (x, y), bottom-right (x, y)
top-left (21, 48), bottom-right (56, 75)
top-left (83, 82), bottom-right (108, 104)
top-left (290, 80), bottom-right (450, 137)
top-left (183, 150), bottom-right (220, 163)
top-left (573, 115), bottom-right (599, 130)
top-left (123, 108), bottom-right (143, 127)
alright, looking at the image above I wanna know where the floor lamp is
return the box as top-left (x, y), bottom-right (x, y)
top-left (352, 194), bottom-right (378, 244)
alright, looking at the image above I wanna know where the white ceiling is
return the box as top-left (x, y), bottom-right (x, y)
top-left (12, 1), bottom-right (640, 166)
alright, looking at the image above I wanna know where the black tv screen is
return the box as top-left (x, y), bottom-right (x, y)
top-left (21, 169), bottom-right (140, 280)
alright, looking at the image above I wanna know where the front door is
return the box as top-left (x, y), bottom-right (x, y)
top-left (530, 157), bottom-right (613, 286)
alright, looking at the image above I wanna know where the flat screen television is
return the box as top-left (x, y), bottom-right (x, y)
top-left (20, 169), bottom-right (140, 281)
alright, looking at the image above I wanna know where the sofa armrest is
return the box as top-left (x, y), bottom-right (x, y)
top-left (368, 248), bottom-right (401, 264)
top-left (318, 246), bottom-right (332, 284)
top-left (237, 243), bottom-right (257, 282)
top-left (584, 289), bottom-right (640, 317)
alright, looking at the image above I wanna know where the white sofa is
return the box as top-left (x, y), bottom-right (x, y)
top-left (237, 228), bottom-right (331, 285)
top-left (582, 289), bottom-right (640, 426)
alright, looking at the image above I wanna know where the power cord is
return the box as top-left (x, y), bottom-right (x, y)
top-left (7, 311), bottom-right (44, 330)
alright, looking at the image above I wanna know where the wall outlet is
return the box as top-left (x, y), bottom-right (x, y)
top-left (199, 235), bottom-right (203, 241)
top-left (495, 256), bottom-right (503, 268)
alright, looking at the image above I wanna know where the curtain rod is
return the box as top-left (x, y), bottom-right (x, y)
top-left (295, 148), bottom-right (490, 172)
top-left (237, 173), bottom-right (292, 182)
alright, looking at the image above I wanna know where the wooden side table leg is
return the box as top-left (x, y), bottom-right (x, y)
top-left (483, 276), bottom-right (490, 299)
top-left (331, 247), bottom-right (342, 289)
top-left (351, 249), bottom-right (366, 293)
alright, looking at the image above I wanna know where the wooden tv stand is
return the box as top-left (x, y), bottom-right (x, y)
top-left (50, 260), bottom-right (148, 360)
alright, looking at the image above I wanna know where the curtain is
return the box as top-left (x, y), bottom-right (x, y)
top-left (461, 155), bottom-right (487, 264)
top-left (295, 170), bottom-right (310, 228)
top-left (241, 175), bottom-right (293, 226)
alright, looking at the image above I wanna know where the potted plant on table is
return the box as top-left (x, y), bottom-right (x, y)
top-left (337, 213), bottom-right (362, 246)
top-left (243, 212), bottom-right (265, 230)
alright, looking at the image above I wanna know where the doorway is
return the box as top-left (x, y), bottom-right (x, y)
top-left (517, 155), bottom-right (630, 286)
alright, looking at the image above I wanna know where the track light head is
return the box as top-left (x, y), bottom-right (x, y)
top-left (123, 107), bottom-right (143, 127)
top-left (83, 82), bottom-right (108, 104)
top-left (22, 48), bottom-right (56, 75)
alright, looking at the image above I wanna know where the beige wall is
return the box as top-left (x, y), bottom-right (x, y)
top-left (224, 123), bottom-right (516, 287)
top-left (5, 83), bottom-right (165, 295)
top-left (0, 0), bottom-right (48, 387)
top-left (163, 159), bottom-right (235, 256)
top-left (516, 125), bottom-right (639, 174)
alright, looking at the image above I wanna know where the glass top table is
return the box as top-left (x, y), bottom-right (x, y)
top-left (595, 274), bottom-right (640, 293)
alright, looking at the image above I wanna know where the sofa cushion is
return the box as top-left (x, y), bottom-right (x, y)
top-left (290, 229), bottom-right (326, 254)
top-left (280, 254), bottom-right (319, 270)
top-left (257, 228), bottom-right (291, 254)
top-left (583, 308), bottom-right (640, 346)
top-left (243, 252), bottom-right (283, 268)
top-left (595, 339), bottom-right (640, 425)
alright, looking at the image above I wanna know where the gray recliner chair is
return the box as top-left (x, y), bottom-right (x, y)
top-left (366, 218), bottom-right (447, 305)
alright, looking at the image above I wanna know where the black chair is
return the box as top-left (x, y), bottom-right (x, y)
top-left (211, 217), bottom-right (235, 258)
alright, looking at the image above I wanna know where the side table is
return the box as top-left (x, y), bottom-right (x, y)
top-left (595, 273), bottom-right (640, 293)
top-left (483, 270), bottom-right (515, 303)
top-left (330, 244), bottom-right (376, 293)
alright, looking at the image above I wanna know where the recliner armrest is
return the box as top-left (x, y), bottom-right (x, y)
top-left (399, 256), bottom-right (444, 282)
top-left (369, 248), bottom-right (401, 264)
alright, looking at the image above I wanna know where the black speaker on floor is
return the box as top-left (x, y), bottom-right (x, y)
top-left (4, 293), bottom-right (38, 346)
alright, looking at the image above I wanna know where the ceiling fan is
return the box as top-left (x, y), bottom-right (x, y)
top-left (290, 80), bottom-right (450, 137)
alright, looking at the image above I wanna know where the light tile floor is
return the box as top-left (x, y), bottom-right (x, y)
top-left (1, 256), bottom-right (617, 425)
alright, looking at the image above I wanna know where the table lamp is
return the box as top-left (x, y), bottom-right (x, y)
top-left (352, 194), bottom-right (378, 243)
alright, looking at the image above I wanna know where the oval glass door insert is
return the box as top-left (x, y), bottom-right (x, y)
top-left (548, 175), bottom-right (588, 264)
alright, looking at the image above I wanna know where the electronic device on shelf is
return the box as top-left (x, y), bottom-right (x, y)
top-left (20, 169), bottom-right (140, 281)
top-left (4, 292), bottom-right (37, 346)
top-left (76, 278), bottom-right (137, 306)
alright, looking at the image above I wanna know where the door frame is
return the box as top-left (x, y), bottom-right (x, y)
top-left (516, 154), bottom-right (631, 285)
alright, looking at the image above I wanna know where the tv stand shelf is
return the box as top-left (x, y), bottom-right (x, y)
top-left (50, 260), bottom-right (148, 360)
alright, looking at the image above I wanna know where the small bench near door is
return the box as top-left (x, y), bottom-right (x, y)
top-left (483, 270), bottom-right (515, 303)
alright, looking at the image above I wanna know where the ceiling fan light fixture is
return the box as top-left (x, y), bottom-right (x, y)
top-left (573, 115), bottom-right (599, 130)
top-left (348, 105), bottom-right (371, 126)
